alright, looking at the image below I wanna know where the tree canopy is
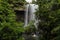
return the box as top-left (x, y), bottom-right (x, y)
top-left (0, 0), bottom-right (25, 40)
top-left (36, 0), bottom-right (60, 40)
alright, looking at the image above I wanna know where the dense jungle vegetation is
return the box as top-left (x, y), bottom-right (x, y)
top-left (0, 0), bottom-right (60, 40)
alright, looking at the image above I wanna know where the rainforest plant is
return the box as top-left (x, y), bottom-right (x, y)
top-left (36, 0), bottom-right (60, 40)
top-left (0, 0), bottom-right (25, 40)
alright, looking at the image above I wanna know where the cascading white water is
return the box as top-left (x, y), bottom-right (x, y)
top-left (25, 4), bottom-right (38, 27)
top-left (24, 4), bottom-right (29, 26)
top-left (29, 4), bottom-right (36, 21)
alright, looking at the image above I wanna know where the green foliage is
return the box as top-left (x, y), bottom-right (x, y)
top-left (1, 0), bottom-right (26, 10)
top-left (24, 21), bottom-right (36, 33)
top-left (0, 0), bottom-right (25, 40)
top-left (8, 0), bottom-right (26, 10)
top-left (36, 0), bottom-right (60, 40)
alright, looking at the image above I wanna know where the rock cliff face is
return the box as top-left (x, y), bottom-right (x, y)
top-left (15, 10), bottom-right (25, 22)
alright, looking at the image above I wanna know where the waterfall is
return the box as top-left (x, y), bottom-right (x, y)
top-left (24, 4), bottom-right (39, 40)
top-left (24, 4), bottom-right (29, 26)
top-left (29, 4), bottom-right (36, 21)
top-left (24, 4), bottom-right (38, 27)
